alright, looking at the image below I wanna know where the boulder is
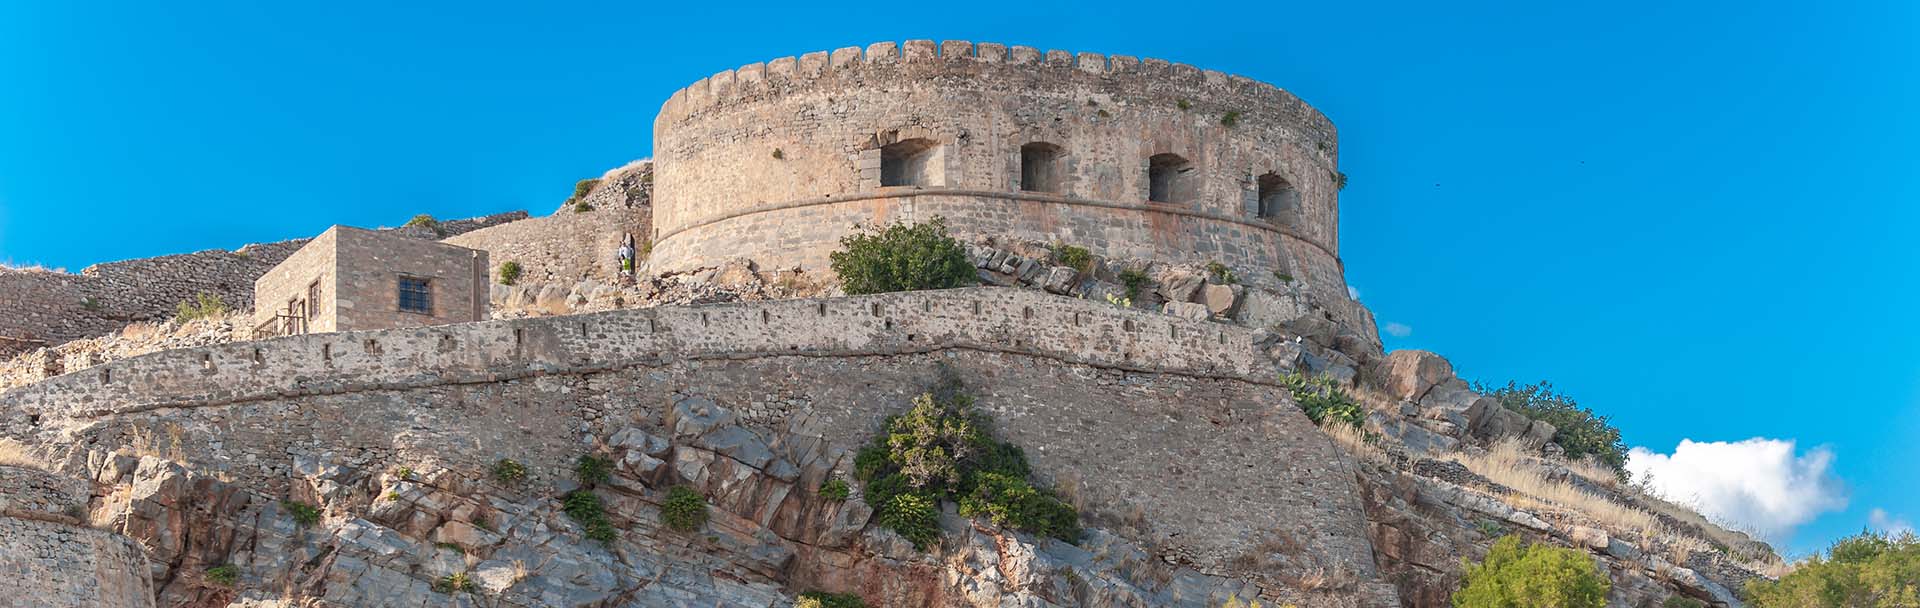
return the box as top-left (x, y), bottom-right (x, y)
top-left (1158, 272), bottom-right (1205, 303)
top-left (1041, 266), bottom-right (1079, 294)
top-left (1233, 288), bottom-right (1309, 328)
top-left (1522, 419), bottom-right (1558, 447)
top-left (1201, 283), bottom-right (1242, 316)
top-left (1381, 350), bottom-right (1455, 402)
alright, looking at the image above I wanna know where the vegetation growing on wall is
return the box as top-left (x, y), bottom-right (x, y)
top-left (174, 293), bottom-right (229, 322)
top-left (498, 260), bottom-right (522, 285)
top-left (853, 385), bottom-right (1079, 550)
top-left (829, 218), bottom-right (977, 295)
top-left (1472, 380), bottom-right (1628, 476)
top-left (491, 458), bottom-right (527, 484)
top-left (661, 486), bottom-right (709, 531)
top-left (204, 565), bottom-right (239, 587)
top-left (566, 179), bottom-right (600, 212)
top-left (1049, 242), bottom-right (1092, 273)
top-left (1744, 531), bottom-right (1920, 606)
top-left (819, 478), bottom-right (850, 501)
top-left (1119, 269), bottom-right (1150, 301)
top-left (280, 500), bottom-right (321, 527)
top-left (1280, 372), bottom-right (1366, 428)
top-left (1452, 536), bottom-right (1610, 608)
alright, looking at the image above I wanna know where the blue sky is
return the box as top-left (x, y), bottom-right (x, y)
top-left (2, 1), bottom-right (1914, 555)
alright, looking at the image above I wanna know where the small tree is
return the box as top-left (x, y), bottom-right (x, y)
top-left (1746, 531), bottom-right (1920, 607)
top-left (1452, 536), bottom-right (1610, 608)
top-left (828, 218), bottom-right (976, 295)
top-left (498, 260), bottom-right (522, 285)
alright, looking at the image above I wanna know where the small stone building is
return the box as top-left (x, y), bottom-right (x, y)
top-left (252, 226), bottom-right (488, 336)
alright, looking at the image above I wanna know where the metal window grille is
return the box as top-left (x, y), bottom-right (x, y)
top-left (398, 277), bottom-right (432, 313)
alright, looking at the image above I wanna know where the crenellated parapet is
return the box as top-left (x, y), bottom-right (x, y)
top-left (647, 40), bottom-right (1365, 335)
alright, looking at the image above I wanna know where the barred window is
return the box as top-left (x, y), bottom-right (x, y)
top-left (397, 277), bottom-right (431, 314)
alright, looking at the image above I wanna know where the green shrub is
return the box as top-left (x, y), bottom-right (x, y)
top-left (1745, 531), bottom-right (1920, 607)
top-left (1119, 269), bottom-right (1150, 300)
top-left (1471, 380), bottom-right (1627, 477)
top-left (403, 214), bottom-right (439, 231)
top-left (1452, 536), bottom-right (1610, 608)
top-left (828, 218), bottom-right (977, 295)
top-left (1662, 596), bottom-right (1706, 608)
top-left (435, 542), bottom-right (465, 554)
top-left (819, 478), bottom-right (851, 501)
top-left (566, 178), bottom-right (600, 212)
top-left (79, 296), bottom-right (101, 311)
top-left (878, 492), bottom-right (942, 550)
top-left (1220, 110), bottom-right (1241, 127)
top-left (1050, 242), bottom-right (1093, 273)
top-left (1334, 171), bottom-right (1349, 190)
top-left (1272, 271), bottom-right (1293, 283)
top-left (204, 565), bottom-right (239, 587)
top-left (434, 571), bottom-right (476, 594)
top-left (174, 293), bottom-right (229, 322)
top-left (491, 458), bottom-right (527, 484)
top-left (562, 489), bottom-right (618, 543)
top-left (1205, 261), bottom-right (1238, 285)
top-left (797, 591), bottom-right (869, 608)
top-left (391, 466), bottom-right (413, 480)
top-left (772, 148), bottom-right (785, 160)
top-left (661, 486), bottom-right (709, 532)
top-left (575, 454), bottom-right (612, 486)
top-left (1280, 372), bottom-right (1366, 428)
top-left (498, 260), bottom-right (522, 285)
top-left (1177, 99), bottom-right (1191, 110)
top-left (280, 500), bottom-right (321, 527)
top-left (855, 390), bottom-right (1077, 550)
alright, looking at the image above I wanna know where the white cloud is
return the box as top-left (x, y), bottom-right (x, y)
top-left (1626, 438), bottom-right (1847, 543)
top-left (1870, 508), bottom-right (1914, 536)
top-left (1383, 322), bottom-right (1412, 338)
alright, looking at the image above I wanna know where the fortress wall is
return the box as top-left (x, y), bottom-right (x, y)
top-left (649, 40), bottom-right (1358, 329)
top-left (0, 213), bottom-right (526, 353)
top-left (0, 465), bottom-right (155, 608)
top-left (443, 164), bottom-right (653, 285)
top-left (0, 291), bottom-right (1375, 579)
top-left (653, 40), bottom-right (1338, 253)
top-left (1, 288), bottom-right (1259, 422)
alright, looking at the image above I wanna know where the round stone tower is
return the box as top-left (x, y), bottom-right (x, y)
top-left (651, 39), bottom-right (1358, 328)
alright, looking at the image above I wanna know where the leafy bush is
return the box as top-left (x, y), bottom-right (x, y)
top-left (174, 293), bottom-right (229, 322)
top-left (797, 591), bottom-right (868, 608)
top-left (878, 492), bottom-right (942, 550)
top-left (1471, 380), bottom-right (1627, 476)
top-left (1177, 99), bottom-right (1191, 110)
top-left (1221, 110), bottom-right (1241, 127)
top-left (661, 486), bottom-right (709, 532)
top-left (1662, 596), bottom-right (1706, 608)
top-left (204, 565), bottom-right (239, 587)
top-left (819, 478), bottom-right (851, 501)
top-left (1205, 261), bottom-right (1238, 285)
top-left (1280, 372), bottom-right (1366, 428)
top-left (1119, 269), bottom-right (1150, 300)
top-left (1452, 535), bottom-right (1610, 608)
top-left (575, 454), bottom-right (612, 486)
top-left (828, 218), bottom-right (977, 295)
top-left (280, 500), bottom-right (321, 527)
top-left (854, 391), bottom-right (1077, 550)
top-left (1745, 531), bottom-right (1920, 607)
top-left (403, 214), bottom-right (439, 231)
top-left (491, 458), bottom-right (527, 484)
top-left (498, 261), bottom-right (522, 285)
top-left (562, 489), bottom-right (618, 543)
top-left (566, 178), bottom-right (600, 212)
top-left (1050, 242), bottom-right (1093, 273)
top-left (1272, 271), bottom-right (1293, 283)
top-left (434, 571), bottom-right (476, 594)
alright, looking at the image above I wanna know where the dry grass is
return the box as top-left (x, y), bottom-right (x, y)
top-left (1565, 456), bottom-right (1622, 489)
top-left (1448, 439), bottom-right (1664, 540)
top-left (1320, 421), bottom-right (1388, 464)
top-left (128, 424), bottom-right (186, 461)
top-left (599, 158), bottom-right (651, 180)
top-left (0, 438), bottom-right (48, 470)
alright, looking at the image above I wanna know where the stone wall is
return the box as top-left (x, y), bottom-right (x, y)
top-left (0, 465), bottom-right (155, 608)
top-left (0, 212), bottom-right (525, 353)
top-left (444, 162), bottom-right (653, 286)
top-left (1, 288), bottom-right (1378, 581)
top-left (648, 40), bottom-right (1361, 329)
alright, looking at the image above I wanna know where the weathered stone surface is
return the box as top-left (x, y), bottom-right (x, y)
top-left (1200, 283), bottom-right (1242, 316)
top-left (1163, 301), bottom-right (1209, 321)
top-left (1382, 349), bottom-right (1455, 402)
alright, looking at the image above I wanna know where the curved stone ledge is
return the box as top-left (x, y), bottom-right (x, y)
top-left (1, 289), bottom-right (1265, 425)
top-left (651, 188), bottom-right (1342, 269)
